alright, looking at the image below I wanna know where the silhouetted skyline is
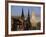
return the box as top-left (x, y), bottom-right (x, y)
top-left (11, 6), bottom-right (41, 17)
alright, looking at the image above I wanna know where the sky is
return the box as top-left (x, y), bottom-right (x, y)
top-left (11, 6), bottom-right (41, 17)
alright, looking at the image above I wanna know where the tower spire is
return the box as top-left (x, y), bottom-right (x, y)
top-left (28, 9), bottom-right (30, 18)
top-left (21, 8), bottom-right (24, 20)
top-left (27, 9), bottom-right (30, 22)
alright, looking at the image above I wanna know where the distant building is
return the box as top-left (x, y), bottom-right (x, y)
top-left (30, 11), bottom-right (37, 27)
top-left (26, 9), bottom-right (31, 30)
top-left (30, 10), bottom-right (40, 30)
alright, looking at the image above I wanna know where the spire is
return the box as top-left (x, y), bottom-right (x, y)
top-left (28, 9), bottom-right (30, 18)
top-left (21, 8), bottom-right (24, 20)
top-left (21, 8), bottom-right (24, 17)
top-left (27, 9), bottom-right (30, 22)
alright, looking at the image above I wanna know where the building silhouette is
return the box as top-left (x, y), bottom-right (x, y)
top-left (21, 8), bottom-right (24, 20)
top-left (11, 8), bottom-right (41, 31)
top-left (27, 9), bottom-right (30, 22)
